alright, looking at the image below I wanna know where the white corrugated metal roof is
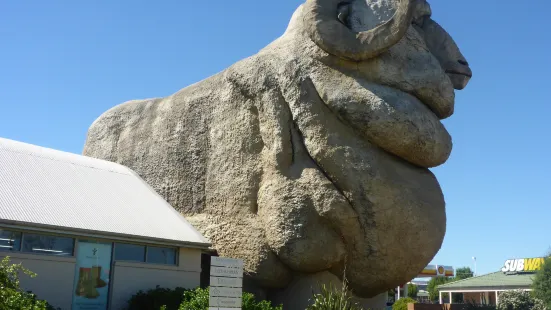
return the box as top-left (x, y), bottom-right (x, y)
top-left (0, 137), bottom-right (210, 248)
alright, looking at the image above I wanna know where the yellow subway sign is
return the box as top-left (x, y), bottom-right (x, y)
top-left (501, 257), bottom-right (547, 273)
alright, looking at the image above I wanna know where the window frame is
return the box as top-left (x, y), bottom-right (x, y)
top-left (113, 242), bottom-right (147, 263)
top-left (0, 227), bottom-right (178, 264)
top-left (20, 232), bottom-right (75, 257)
top-left (145, 246), bottom-right (178, 265)
top-left (0, 229), bottom-right (22, 252)
top-left (113, 242), bottom-right (178, 266)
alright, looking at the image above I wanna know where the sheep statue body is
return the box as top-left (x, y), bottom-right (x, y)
top-left (84, 0), bottom-right (472, 307)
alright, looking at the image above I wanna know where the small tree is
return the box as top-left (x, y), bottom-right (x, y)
top-left (452, 267), bottom-right (474, 303)
top-left (392, 297), bottom-right (416, 310)
top-left (427, 276), bottom-right (451, 302)
top-left (496, 290), bottom-right (546, 310)
top-left (533, 255), bottom-right (551, 309)
top-left (407, 284), bottom-right (418, 299)
top-left (455, 267), bottom-right (474, 280)
top-left (0, 256), bottom-right (57, 310)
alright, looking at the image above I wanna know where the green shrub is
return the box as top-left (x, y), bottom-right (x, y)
top-left (306, 282), bottom-right (363, 310)
top-left (179, 287), bottom-right (282, 310)
top-left (126, 285), bottom-right (187, 310)
top-left (128, 286), bottom-right (281, 310)
top-left (391, 297), bottom-right (416, 310)
top-left (496, 290), bottom-right (546, 310)
top-left (0, 256), bottom-right (59, 310)
top-left (242, 292), bottom-right (283, 310)
top-left (533, 256), bottom-right (551, 309)
top-left (178, 287), bottom-right (209, 310)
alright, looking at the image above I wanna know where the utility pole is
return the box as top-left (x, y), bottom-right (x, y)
top-left (472, 256), bottom-right (477, 276)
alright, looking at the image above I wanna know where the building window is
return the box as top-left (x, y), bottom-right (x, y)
top-left (114, 243), bottom-right (145, 262)
top-left (0, 229), bottom-right (22, 252)
top-left (147, 246), bottom-right (177, 265)
top-left (21, 233), bottom-right (74, 256)
top-left (114, 243), bottom-right (177, 265)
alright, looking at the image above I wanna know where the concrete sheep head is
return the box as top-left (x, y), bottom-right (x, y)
top-left (83, 0), bottom-right (473, 300)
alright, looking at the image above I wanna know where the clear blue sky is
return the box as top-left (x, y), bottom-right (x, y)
top-left (1, 0), bottom-right (549, 277)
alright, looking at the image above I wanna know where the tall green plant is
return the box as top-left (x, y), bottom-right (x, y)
top-left (533, 256), bottom-right (551, 309)
top-left (307, 281), bottom-right (363, 310)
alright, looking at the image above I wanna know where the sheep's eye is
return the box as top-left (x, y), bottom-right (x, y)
top-left (412, 14), bottom-right (429, 27)
top-left (337, 2), bottom-right (351, 27)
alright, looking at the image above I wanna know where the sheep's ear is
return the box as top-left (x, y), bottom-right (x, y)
top-left (412, 0), bottom-right (432, 27)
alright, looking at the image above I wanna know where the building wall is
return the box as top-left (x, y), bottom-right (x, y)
top-left (462, 292), bottom-right (497, 305)
top-left (0, 252), bottom-right (76, 310)
top-left (109, 247), bottom-right (203, 309)
top-left (463, 292), bottom-right (483, 304)
top-left (2, 247), bottom-right (203, 310)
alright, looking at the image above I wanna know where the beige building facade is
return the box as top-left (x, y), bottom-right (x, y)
top-left (0, 235), bottom-right (204, 310)
top-left (0, 137), bottom-right (210, 310)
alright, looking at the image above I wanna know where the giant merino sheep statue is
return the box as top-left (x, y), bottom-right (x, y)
top-left (84, 0), bottom-right (472, 307)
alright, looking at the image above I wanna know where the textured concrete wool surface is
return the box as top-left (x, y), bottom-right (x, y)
top-left (83, 0), bottom-right (473, 302)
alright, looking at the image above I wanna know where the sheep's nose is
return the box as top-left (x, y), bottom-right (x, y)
top-left (446, 60), bottom-right (472, 90)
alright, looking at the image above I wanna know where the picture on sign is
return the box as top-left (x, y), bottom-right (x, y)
top-left (72, 241), bottom-right (112, 310)
top-left (209, 257), bottom-right (244, 309)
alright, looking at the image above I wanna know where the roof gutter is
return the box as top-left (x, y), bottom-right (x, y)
top-left (438, 287), bottom-right (533, 293)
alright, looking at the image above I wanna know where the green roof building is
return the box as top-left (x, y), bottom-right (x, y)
top-left (437, 257), bottom-right (545, 305)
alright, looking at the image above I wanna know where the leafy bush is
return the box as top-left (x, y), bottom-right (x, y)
top-left (242, 292), bottom-right (283, 310)
top-left (0, 256), bottom-right (59, 310)
top-left (178, 287), bottom-right (282, 310)
top-left (127, 285), bottom-right (188, 310)
top-left (128, 286), bottom-right (281, 310)
top-left (391, 297), bottom-right (416, 310)
top-left (496, 290), bottom-right (546, 310)
top-left (306, 282), bottom-right (362, 310)
top-left (178, 287), bottom-right (208, 310)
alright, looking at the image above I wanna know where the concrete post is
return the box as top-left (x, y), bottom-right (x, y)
top-left (495, 291), bottom-right (499, 306)
top-left (448, 292), bottom-right (452, 304)
top-left (439, 291), bottom-right (443, 304)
